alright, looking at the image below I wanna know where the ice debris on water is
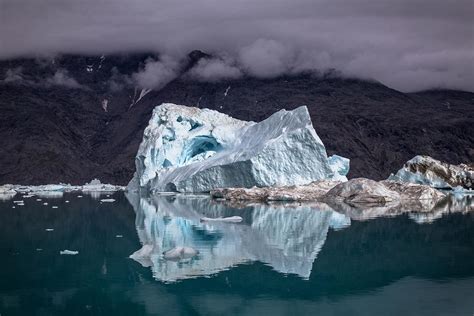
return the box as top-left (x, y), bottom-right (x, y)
top-left (100, 198), bottom-right (115, 203)
top-left (60, 250), bottom-right (79, 255)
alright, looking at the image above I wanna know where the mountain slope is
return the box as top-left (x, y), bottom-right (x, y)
top-left (0, 54), bottom-right (472, 185)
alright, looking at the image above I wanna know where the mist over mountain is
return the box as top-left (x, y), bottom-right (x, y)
top-left (1, 0), bottom-right (473, 92)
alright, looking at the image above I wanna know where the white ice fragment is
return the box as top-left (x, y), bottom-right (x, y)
top-left (129, 244), bottom-right (154, 267)
top-left (52, 206), bottom-right (58, 209)
top-left (77, 195), bottom-right (83, 198)
top-left (43, 202), bottom-right (48, 205)
top-left (163, 247), bottom-right (199, 261)
top-left (65, 200), bottom-right (70, 203)
top-left (36, 198), bottom-right (42, 201)
top-left (328, 155), bottom-right (350, 182)
top-left (200, 216), bottom-right (243, 223)
top-left (100, 199), bottom-right (115, 203)
top-left (45, 228), bottom-right (54, 231)
top-left (115, 235), bottom-right (123, 238)
top-left (13, 200), bottom-right (24, 204)
top-left (60, 250), bottom-right (79, 255)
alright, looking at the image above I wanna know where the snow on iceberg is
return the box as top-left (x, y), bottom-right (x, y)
top-left (128, 103), bottom-right (349, 193)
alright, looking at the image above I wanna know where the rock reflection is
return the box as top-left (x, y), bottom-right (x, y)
top-left (328, 193), bottom-right (473, 223)
top-left (126, 193), bottom-right (350, 282)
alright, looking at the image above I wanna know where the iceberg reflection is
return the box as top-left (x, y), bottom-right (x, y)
top-left (126, 193), bottom-right (350, 282)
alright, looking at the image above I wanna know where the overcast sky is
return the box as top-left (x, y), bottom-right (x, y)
top-left (1, 0), bottom-right (473, 92)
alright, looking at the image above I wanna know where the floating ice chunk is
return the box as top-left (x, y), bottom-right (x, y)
top-left (82, 179), bottom-right (125, 192)
top-left (115, 235), bottom-right (123, 238)
top-left (163, 247), bottom-right (199, 261)
top-left (36, 198), bottom-right (42, 201)
top-left (128, 103), bottom-right (349, 193)
top-left (100, 199), bottom-right (115, 203)
top-left (389, 155), bottom-right (473, 190)
top-left (328, 155), bottom-right (350, 182)
top-left (13, 200), bottom-right (24, 204)
top-left (0, 193), bottom-right (16, 201)
top-left (60, 250), bottom-right (79, 255)
top-left (52, 206), bottom-right (58, 209)
top-left (0, 184), bottom-right (17, 195)
top-left (129, 244), bottom-right (154, 267)
top-left (43, 202), bottom-right (48, 205)
top-left (200, 216), bottom-right (243, 223)
top-left (65, 200), bottom-right (70, 203)
top-left (77, 195), bottom-right (83, 198)
top-left (45, 228), bottom-right (54, 231)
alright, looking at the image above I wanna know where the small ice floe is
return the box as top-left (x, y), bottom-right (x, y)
top-left (77, 195), bottom-right (83, 198)
top-left (36, 198), bottom-right (42, 201)
top-left (22, 194), bottom-right (34, 198)
top-left (52, 206), bottom-right (58, 209)
top-left (163, 246), bottom-right (199, 261)
top-left (45, 228), bottom-right (54, 232)
top-left (60, 250), bottom-right (79, 255)
top-left (100, 198), bottom-right (115, 203)
top-left (13, 200), bottom-right (24, 204)
top-left (65, 200), bottom-right (70, 203)
top-left (43, 202), bottom-right (48, 205)
top-left (200, 216), bottom-right (243, 223)
top-left (36, 248), bottom-right (42, 251)
top-left (12, 206), bottom-right (16, 209)
top-left (129, 244), bottom-right (154, 267)
top-left (115, 235), bottom-right (123, 238)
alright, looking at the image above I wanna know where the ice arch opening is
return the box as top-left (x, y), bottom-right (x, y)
top-left (179, 136), bottom-right (222, 165)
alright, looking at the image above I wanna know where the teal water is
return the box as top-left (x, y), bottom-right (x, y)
top-left (0, 192), bottom-right (473, 315)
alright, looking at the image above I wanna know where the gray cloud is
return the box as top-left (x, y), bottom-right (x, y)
top-left (3, 67), bottom-right (23, 83)
top-left (132, 56), bottom-right (180, 90)
top-left (0, 0), bottom-right (473, 92)
top-left (187, 56), bottom-right (243, 82)
top-left (46, 69), bottom-right (83, 88)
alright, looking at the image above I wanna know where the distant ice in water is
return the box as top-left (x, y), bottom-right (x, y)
top-left (60, 250), bottom-right (79, 255)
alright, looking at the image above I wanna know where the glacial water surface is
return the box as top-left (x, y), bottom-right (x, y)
top-left (0, 191), bottom-right (473, 315)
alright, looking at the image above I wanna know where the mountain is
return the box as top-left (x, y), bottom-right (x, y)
top-left (0, 52), bottom-right (473, 185)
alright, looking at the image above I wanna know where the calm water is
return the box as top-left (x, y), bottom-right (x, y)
top-left (0, 191), bottom-right (473, 316)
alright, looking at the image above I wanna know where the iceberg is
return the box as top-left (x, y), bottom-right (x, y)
top-left (128, 103), bottom-right (349, 193)
top-left (389, 155), bottom-right (473, 190)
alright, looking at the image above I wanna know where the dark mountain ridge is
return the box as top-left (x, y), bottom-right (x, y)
top-left (0, 53), bottom-right (472, 185)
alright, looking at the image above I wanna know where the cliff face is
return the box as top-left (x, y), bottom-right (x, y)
top-left (0, 54), bottom-right (473, 185)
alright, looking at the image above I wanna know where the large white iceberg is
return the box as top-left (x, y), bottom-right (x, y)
top-left (128, 103), bottom-right (349, 193)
